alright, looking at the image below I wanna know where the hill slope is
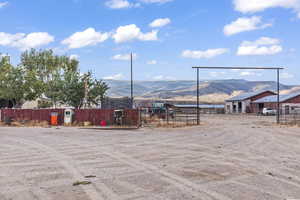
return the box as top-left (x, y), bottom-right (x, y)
top-left (105, 79), bottom-right (298, 103)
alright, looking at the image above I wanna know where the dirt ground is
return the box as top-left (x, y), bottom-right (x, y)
top-left (1, 114), bottom-right (300, 200)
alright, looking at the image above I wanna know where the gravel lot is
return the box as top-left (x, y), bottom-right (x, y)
top-left (1, 115), bottom-right (300, 200)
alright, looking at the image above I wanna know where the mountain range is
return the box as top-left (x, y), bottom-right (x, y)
top-left (105, 79), bottom-right (300, 103)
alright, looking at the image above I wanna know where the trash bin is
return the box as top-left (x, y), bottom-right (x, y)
top-left (51, 112), bottom-right (58, 126)
top-left (64, 109), bottom-right (74, 125)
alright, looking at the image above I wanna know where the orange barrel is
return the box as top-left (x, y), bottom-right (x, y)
top-left (50, 112), bottom-right (58, 126)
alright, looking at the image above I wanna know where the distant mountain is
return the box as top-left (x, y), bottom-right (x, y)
top-left (105, 79), bottom-right (299, 103)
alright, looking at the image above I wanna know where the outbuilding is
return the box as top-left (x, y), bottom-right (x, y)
top-left (252, 92), bottom-right (300, 114)
top-left (225, 90), bottom-right (276, 113)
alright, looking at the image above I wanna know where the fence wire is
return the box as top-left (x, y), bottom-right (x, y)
top-left (280, 109), bottom-right (300, 125)
top-left (140, 107), bottom-right (199, 128)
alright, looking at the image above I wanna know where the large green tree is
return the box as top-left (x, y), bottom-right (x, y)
top-left (20, 49), bottom-right (80, 105)
top-left (20, 49), bottom-right (78, 82)
top-left (0, 49), bottom-right (109, 108)
top-left (0, 56), bottom-right (25, 107)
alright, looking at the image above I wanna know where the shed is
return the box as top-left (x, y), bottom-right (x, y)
top-left (252, 92), bottom-right (300, 114)
top-left (225, 90), bottom-right (276, 113)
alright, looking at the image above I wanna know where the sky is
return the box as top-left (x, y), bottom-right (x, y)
top-left (0, 0), bottom-right (299, 84)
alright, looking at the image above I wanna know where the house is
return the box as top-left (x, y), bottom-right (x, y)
top-left (252, 92), bottom-right (300, 114)
top-left (225, 90), bottom-right (276, 113)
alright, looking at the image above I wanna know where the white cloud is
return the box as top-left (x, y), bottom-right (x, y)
top-left (182, 48), bottom-right (229, 59)
top-left (0, 1), bottom-right (8, 8)
top-left (240, 71), bottom-right (255, 76)
top-left (0, 33), bottom-right (23, 46)
top-left (16, 33), bottom-right (54, 50)
top-left (70, 54), bottom-right (79, 60)
top-left (105, 0), bottom-right (130, 9)
top-left (209, 72), bottom-right (226, 78)
top-left (153, 75), bottom-right (175, 80)
top-left (147, 60), bottom-right (157, 64)
top-left (112, 53), bottom-right (137, 61)
top-left (103, 73), bottom-right (124, 80)
top-left (105, 0), bottom-right (172, 9)
top-left (113, 24), bottom-right (158, 43)
top-left (62, 28), bottom-right (109, 49)
top-left (224, 16), bottom-right (272, 36)
top-left (233, 0), bottom-right (300, 18)
top-left (140, 0), bottom-right (173, 4)
top-left (0, 32), bottom-right (54, 50)
top-left (237, 37), bottom-right (283, 56)
top-left (149, 18), bottom-right (171, 28)
top-left (238, 71), bottom-right (262, 76)
top-left (105, 0), bottom-right (140, 9)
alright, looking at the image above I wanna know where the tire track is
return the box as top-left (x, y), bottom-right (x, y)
top-left (38, 135), bottom-right (233, 200)
top-left (3, 137), bottom-right (115, 200)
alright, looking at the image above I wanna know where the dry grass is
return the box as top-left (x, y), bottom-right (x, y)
top-left (0, 120), bottom-right (50, 128)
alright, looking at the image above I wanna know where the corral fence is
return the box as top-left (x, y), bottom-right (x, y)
top-left (0, 109), bottom-right (140, 127)
top-left (139, 107), bottom-right (198, 127)
top-left (280, 109), bottom-right (300, 125)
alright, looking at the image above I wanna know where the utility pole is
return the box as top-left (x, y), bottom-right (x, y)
top-left (130, 53), bottom-right (134, 109)
top-left (83, 73), bottom-right (90, 109)
top-left (277, 68), bottom-right (280, 124)
top-left (197, 68), bottom-right (200, 125)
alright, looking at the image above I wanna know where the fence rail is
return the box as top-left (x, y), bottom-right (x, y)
top-left (0, 109), bottom-right (139, 126)
top-left (140, 108), bottom-right (199, 127)
top-left (280, 111), bottom-right (300, 125)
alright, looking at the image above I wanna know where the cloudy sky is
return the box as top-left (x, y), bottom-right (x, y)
top-left (0, 0), bottom-right (299, 83)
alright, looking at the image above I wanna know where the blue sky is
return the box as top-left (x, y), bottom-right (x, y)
top-left (0, 0), bottom-right (299, 84)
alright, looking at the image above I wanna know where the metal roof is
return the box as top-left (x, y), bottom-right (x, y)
top-left (226, 90), bottom-right (275, 102)
top-left (174, 104), bottom-right (225, 109)
top-left (253, 92), bottom-right (300, 103)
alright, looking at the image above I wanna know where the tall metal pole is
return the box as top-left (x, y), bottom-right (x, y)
top-left (130, 53), bottom-right (134, 109)
top-left (197, 68), bottom-right (200, 125)
top-left (277, 68), bottom-right (280, 124)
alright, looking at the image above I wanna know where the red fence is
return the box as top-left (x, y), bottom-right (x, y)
top-left (0, 109), bottom-right (139, 126)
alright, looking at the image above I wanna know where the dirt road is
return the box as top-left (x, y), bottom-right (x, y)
top-left (1, 115), bottom-right (300, 200)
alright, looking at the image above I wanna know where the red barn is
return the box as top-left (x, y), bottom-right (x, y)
top-left (252, 92), bottom-right (300, 114)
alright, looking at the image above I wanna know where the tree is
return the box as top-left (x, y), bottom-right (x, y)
top-left (0, 49), bottom-right (109, 108)
top-left (20, 49), bottom-right (80, 104)
top-left (22, 69), bottom-right (45, 101)
top-left (20, 49), bottom-right (78, 82)
top-left (44, 73), bottom-right (64, 108)
top-left (61, 71), bottom-right (85, 109)
top-left (0, 55), bottom-right (25, 107)
top-left (87, 79), bottom-right (109, 107)
top-left (61, 71), bottom-right (109, 109)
